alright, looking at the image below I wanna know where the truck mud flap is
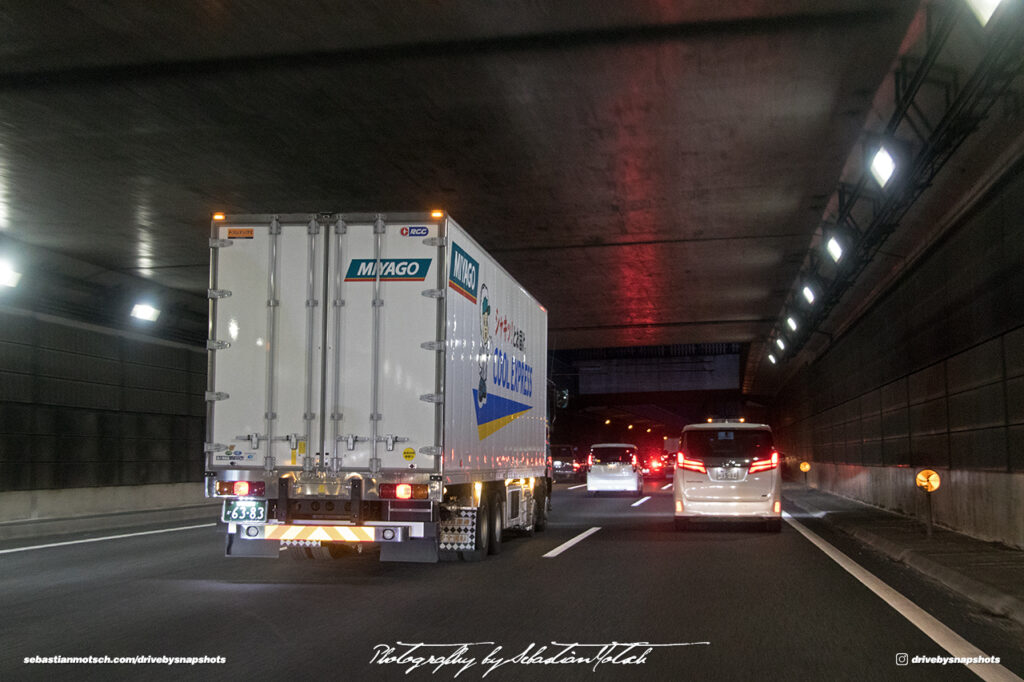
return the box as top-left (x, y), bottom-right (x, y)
top-left (225, 532), bottom-right (280, 558)
top-left (380, 524), bottom-right (438, 563)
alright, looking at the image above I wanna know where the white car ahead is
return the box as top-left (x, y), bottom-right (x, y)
top-left (586, 443), bottom-right (643, 496)
top-left (673, 421), bottom-right (782, 532)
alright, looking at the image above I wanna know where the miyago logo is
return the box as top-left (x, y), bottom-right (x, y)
top-left (448, 242), bottom-right (479, 303)
top-left (344, 258), bottom-right (432, 282)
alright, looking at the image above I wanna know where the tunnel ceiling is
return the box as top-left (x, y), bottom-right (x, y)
top-left (1, 1), bottom-right (1017, 397)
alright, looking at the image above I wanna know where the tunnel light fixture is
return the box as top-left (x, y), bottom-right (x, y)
top-left (0, 259), bottom-right (21, 288)
top-left (131, 303), bottom-right (161, 322)
top-left (627, 424), bottom-right (634, 430)
top-left (646, 427), bottom-right (652, 433)
top-left (965, 0), bottom-right (1003, 26)
top-left (768, 353), bottom-right (777, 365)
top-left (786, 316), bottom-right (798, 332)
top-left (802, 285), bottom-right (816, 305)
top-left (826, 236), bottom-right (844, 262)
top-left (775, 337), bottom-right (786, 351)
top-left (604, 419), bottom-right (611, 425)
top-left (870, 146), bottom-right (896, 187)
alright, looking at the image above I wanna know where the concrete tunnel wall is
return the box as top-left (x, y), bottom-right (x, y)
top-left (774, 159), bottom-right (1024, 549)
top-left (0, 308), bottom-right (207, 522)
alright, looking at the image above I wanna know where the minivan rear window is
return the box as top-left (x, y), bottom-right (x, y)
top-left (590, 447), bottom-right (634, 464)
top-left (683, 430), bottom-right (773, 459)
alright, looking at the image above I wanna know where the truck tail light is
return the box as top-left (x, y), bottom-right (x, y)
top-left (215, 480), bottom-right (266, 497)
top-left (749, 451), bottom-right (780, 474)
top-left (379, 483), bottom-right (429, 500)
top-left (676, 451), bottom-right (707, 474)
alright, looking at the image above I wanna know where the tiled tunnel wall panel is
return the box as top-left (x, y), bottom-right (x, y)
top-left (775, 164), bottom-right (1024, 473)
top-left (0, 311), bottom-right (205, 491)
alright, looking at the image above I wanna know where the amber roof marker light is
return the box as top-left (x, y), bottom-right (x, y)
top-left (430, 209), bottom-right (444, 219)
top-left (212, 212), bottom-right (226, 221)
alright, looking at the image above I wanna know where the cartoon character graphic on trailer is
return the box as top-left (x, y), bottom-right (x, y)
top-left (477, 283), bottom-right (490, 407)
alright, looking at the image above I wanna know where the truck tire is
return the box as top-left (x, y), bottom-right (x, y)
top-left (462, 497), bottom-right (491, 562)
top-left (534, 491), bottom-right (548, 532)
top-left (487, 493), bottom-right (503, 555)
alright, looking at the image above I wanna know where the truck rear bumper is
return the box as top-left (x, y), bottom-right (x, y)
top-left (229, 520), bottom-right (424, 542)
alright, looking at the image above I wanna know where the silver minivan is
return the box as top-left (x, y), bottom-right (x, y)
top-left (586, 443), bottom-right (643, 496)
top-left (673, 421), bottom-right (782, 531)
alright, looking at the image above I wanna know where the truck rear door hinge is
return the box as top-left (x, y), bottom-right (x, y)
top-left (420, 341), bottom-right (444, 352)
top-left (208, 289), bottom-right (232, 299)
top-left (419, 446), bottom-right (442, 457)
top-left (423, 237), bottom-right (446, 247)
top-left (206, 340), bottom-right (231, 350)
top-left (419, 393), bottom-right (443, 404)
top-left (234, 433), bottom-right (266, 449)
top-left (205, 391), bottom-right (229, 401)
top-left (421, 289), bottom-right (444, 299)
top-left (209, 239), bottom-right (233, 248)
top-left (204, 443), bottom-right (229, 453)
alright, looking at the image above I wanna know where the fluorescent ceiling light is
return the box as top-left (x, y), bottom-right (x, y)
top-left (131, 303), bottom-right (160, 322)
top-left (768, 354), bottom-right (777, 365)
top-left (965, 0), bottom-right (1003, 26)
top-left (827, 236), bottom-right (843, 262)
top-left (787, 317), bottom-right (798, 331)
top-left (802, 286), bottom-right (815, 304)
top-left (775, 338), bottom-right (786, 350)
top-left (0, 260), bottom-right (21, 288)
top-left (870, 146), bottom-right (896, 187)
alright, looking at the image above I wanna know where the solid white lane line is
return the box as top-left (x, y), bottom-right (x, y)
top-left (567, 484), bottom-right (587, 490)
top-left (0, 523), bottom-right (218, 555)
top-left (661, 483), bottom-right (673, 490)
top-left (631, 496), bottom-right (652, 507)
top-left (542, 527), bottom-right (601, 558)
top-left (783, 513), bottom-right (1019, 682)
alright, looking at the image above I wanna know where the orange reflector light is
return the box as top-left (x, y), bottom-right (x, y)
top-left (212, 212), bottom-right (226, 221)
top-left (430, 210), bottom-right (444, 219)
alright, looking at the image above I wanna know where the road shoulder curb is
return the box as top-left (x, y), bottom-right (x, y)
top-left (786, 495), bottom-right (1024, 630)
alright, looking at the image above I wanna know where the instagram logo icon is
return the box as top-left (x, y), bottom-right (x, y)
top-left (896, 653), bottom-right (909, 666)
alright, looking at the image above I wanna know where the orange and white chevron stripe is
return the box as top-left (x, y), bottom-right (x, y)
top-left (263, 525), bottom-right (375, 543)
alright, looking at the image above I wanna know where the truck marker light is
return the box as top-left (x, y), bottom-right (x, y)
top-left (430, 209), bottom-right (444, 218)
top-left (212, 212), bottom-right (226, 221)
top-left (396, 484), bottom-right (413, 500)
top-left (234, 481), bottom-right (250, 496)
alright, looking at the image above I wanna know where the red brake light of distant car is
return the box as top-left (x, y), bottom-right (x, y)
top-left (572, 461), bottom-right (580, 470)
top-left (748, 451), bottom-right (780, 474)
top-left (651, 459), bottom-right (662, 469)
top-left (676, 451), bottom-right (707, 474)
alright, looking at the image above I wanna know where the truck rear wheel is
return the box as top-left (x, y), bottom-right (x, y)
top-left (487, 493), bottom-right (503, 555)
top-left (462, 496), bottom-right (491, 562)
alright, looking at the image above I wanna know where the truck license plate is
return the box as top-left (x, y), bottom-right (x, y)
top-left (222, 500), bottom-right (267, 523)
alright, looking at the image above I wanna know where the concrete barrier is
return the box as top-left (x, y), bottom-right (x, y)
top-left (805, 463), bottom-right (1024, 549)
top-left (0, 483), bottom-right (220, 541)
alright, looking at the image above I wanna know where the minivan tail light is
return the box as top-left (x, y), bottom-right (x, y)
top-left (749, 451), bottom-right (780, 474)
top-left (676, 451), bottom-right (707, 474)
top-left (587, 453), bottom-right (593, 467)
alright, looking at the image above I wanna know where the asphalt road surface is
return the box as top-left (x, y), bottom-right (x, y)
top-left (2, 481), bottom-right (1022, 681)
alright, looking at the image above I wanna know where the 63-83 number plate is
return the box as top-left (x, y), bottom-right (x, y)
top-left (222, 500), bottom-right (267, 523)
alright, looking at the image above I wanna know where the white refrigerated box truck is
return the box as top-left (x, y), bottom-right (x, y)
top-left (205, 212), bottom-right (550, 562)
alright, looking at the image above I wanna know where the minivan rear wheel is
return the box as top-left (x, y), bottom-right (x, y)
top-left (674, 518), bottom-right (690, 532)
top-left (765, 518), bottom-right (782, 533)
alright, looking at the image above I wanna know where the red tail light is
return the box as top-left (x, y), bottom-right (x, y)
top-left (676, 451), bottom-right (707, 474)
top-left (651, 460), bottom-right (662, 469)
top-left (572, 461), bottom-right (580, 470)
top-left (215, 480), bottom-right (266, 497)
top-left (587, 453), bottom-right (593, 467)
top-left (749, 451), bottom-right (780, 474)
top-left (379, 483), bottom-right (429, 499)
top-left (631, 453), bottom-right (638, 468)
